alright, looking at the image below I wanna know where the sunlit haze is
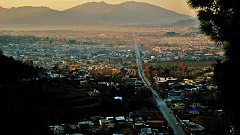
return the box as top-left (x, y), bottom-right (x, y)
top-left (0, 0), bottom-right (196, 17)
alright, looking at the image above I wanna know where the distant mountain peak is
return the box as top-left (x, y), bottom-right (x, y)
top-left (0, 1), bottom-right (193, 27)
top-left (99, 1), bottom-right (107, 4)
top-left (0, 6), bottom-right (5, 9)
top-left (81, 1), bottom-right (109, 6)
top-left (120, 1), bottom-right (151, 6)
top-left (122, 1), bottom-right (139, 3)
top-left (66, 1), bottom-right (111, 11)
top-left (169, 19), bottom-right (199, 27)
top-left (9, 6), bottom-right (54, 11)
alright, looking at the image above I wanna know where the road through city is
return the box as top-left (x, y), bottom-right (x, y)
top-left (133, 34), bottom-right (186, 135)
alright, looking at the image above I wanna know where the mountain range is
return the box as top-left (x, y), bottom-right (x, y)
top-left (168, 19), bottom-right (199, 27)
top-left (0, 1), bottom-right (193, 26)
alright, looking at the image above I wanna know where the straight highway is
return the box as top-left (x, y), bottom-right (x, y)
top-left (133, 34), bottom-right (186, 135)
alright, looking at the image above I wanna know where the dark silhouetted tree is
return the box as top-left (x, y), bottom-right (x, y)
top-left (187, 0), bottom-right (240, 133)
top-left (187, 0), bottom-right (240, 61)
top-left (0, 49), bottom-right (3, 56)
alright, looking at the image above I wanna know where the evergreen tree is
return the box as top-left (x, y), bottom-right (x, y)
top-left (187, 0), bottom-right (240, 61)
top-left (187, 0), bottom-right (240, 133)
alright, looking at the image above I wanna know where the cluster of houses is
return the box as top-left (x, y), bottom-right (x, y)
top-left (154, 71), bottom-right (221, 134)
top-left (48, 111), bottom-right (172, 135)
top-left (34, 64), bottom-right (221, 135)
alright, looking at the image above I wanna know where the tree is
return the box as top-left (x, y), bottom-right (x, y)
top-left (178, 62), bottom-right (187, 76)
top-left (187, 0), bottom-right (240, 62)
top-left (187, 0), bottom-right (240, 133)
top-left (0, 49), bottom-right (3, 56)
top-left (53, 64), bottom-right (59, 71)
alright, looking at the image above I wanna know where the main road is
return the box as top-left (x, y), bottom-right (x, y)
top-left (133, 34), bottom-right (186, 135)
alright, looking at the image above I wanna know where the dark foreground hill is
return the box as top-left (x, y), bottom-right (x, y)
top-left (0, 53), bottom-right (154, 134)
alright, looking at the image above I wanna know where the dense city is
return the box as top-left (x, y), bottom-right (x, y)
top-left (1, 26), bottom-right (228, 135)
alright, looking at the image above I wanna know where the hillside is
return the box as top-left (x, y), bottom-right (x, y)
top-left (0, 1), bottom-right (193, 27)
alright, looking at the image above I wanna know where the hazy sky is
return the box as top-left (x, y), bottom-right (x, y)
top-left (0, 0), bottom-right (196, 17)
